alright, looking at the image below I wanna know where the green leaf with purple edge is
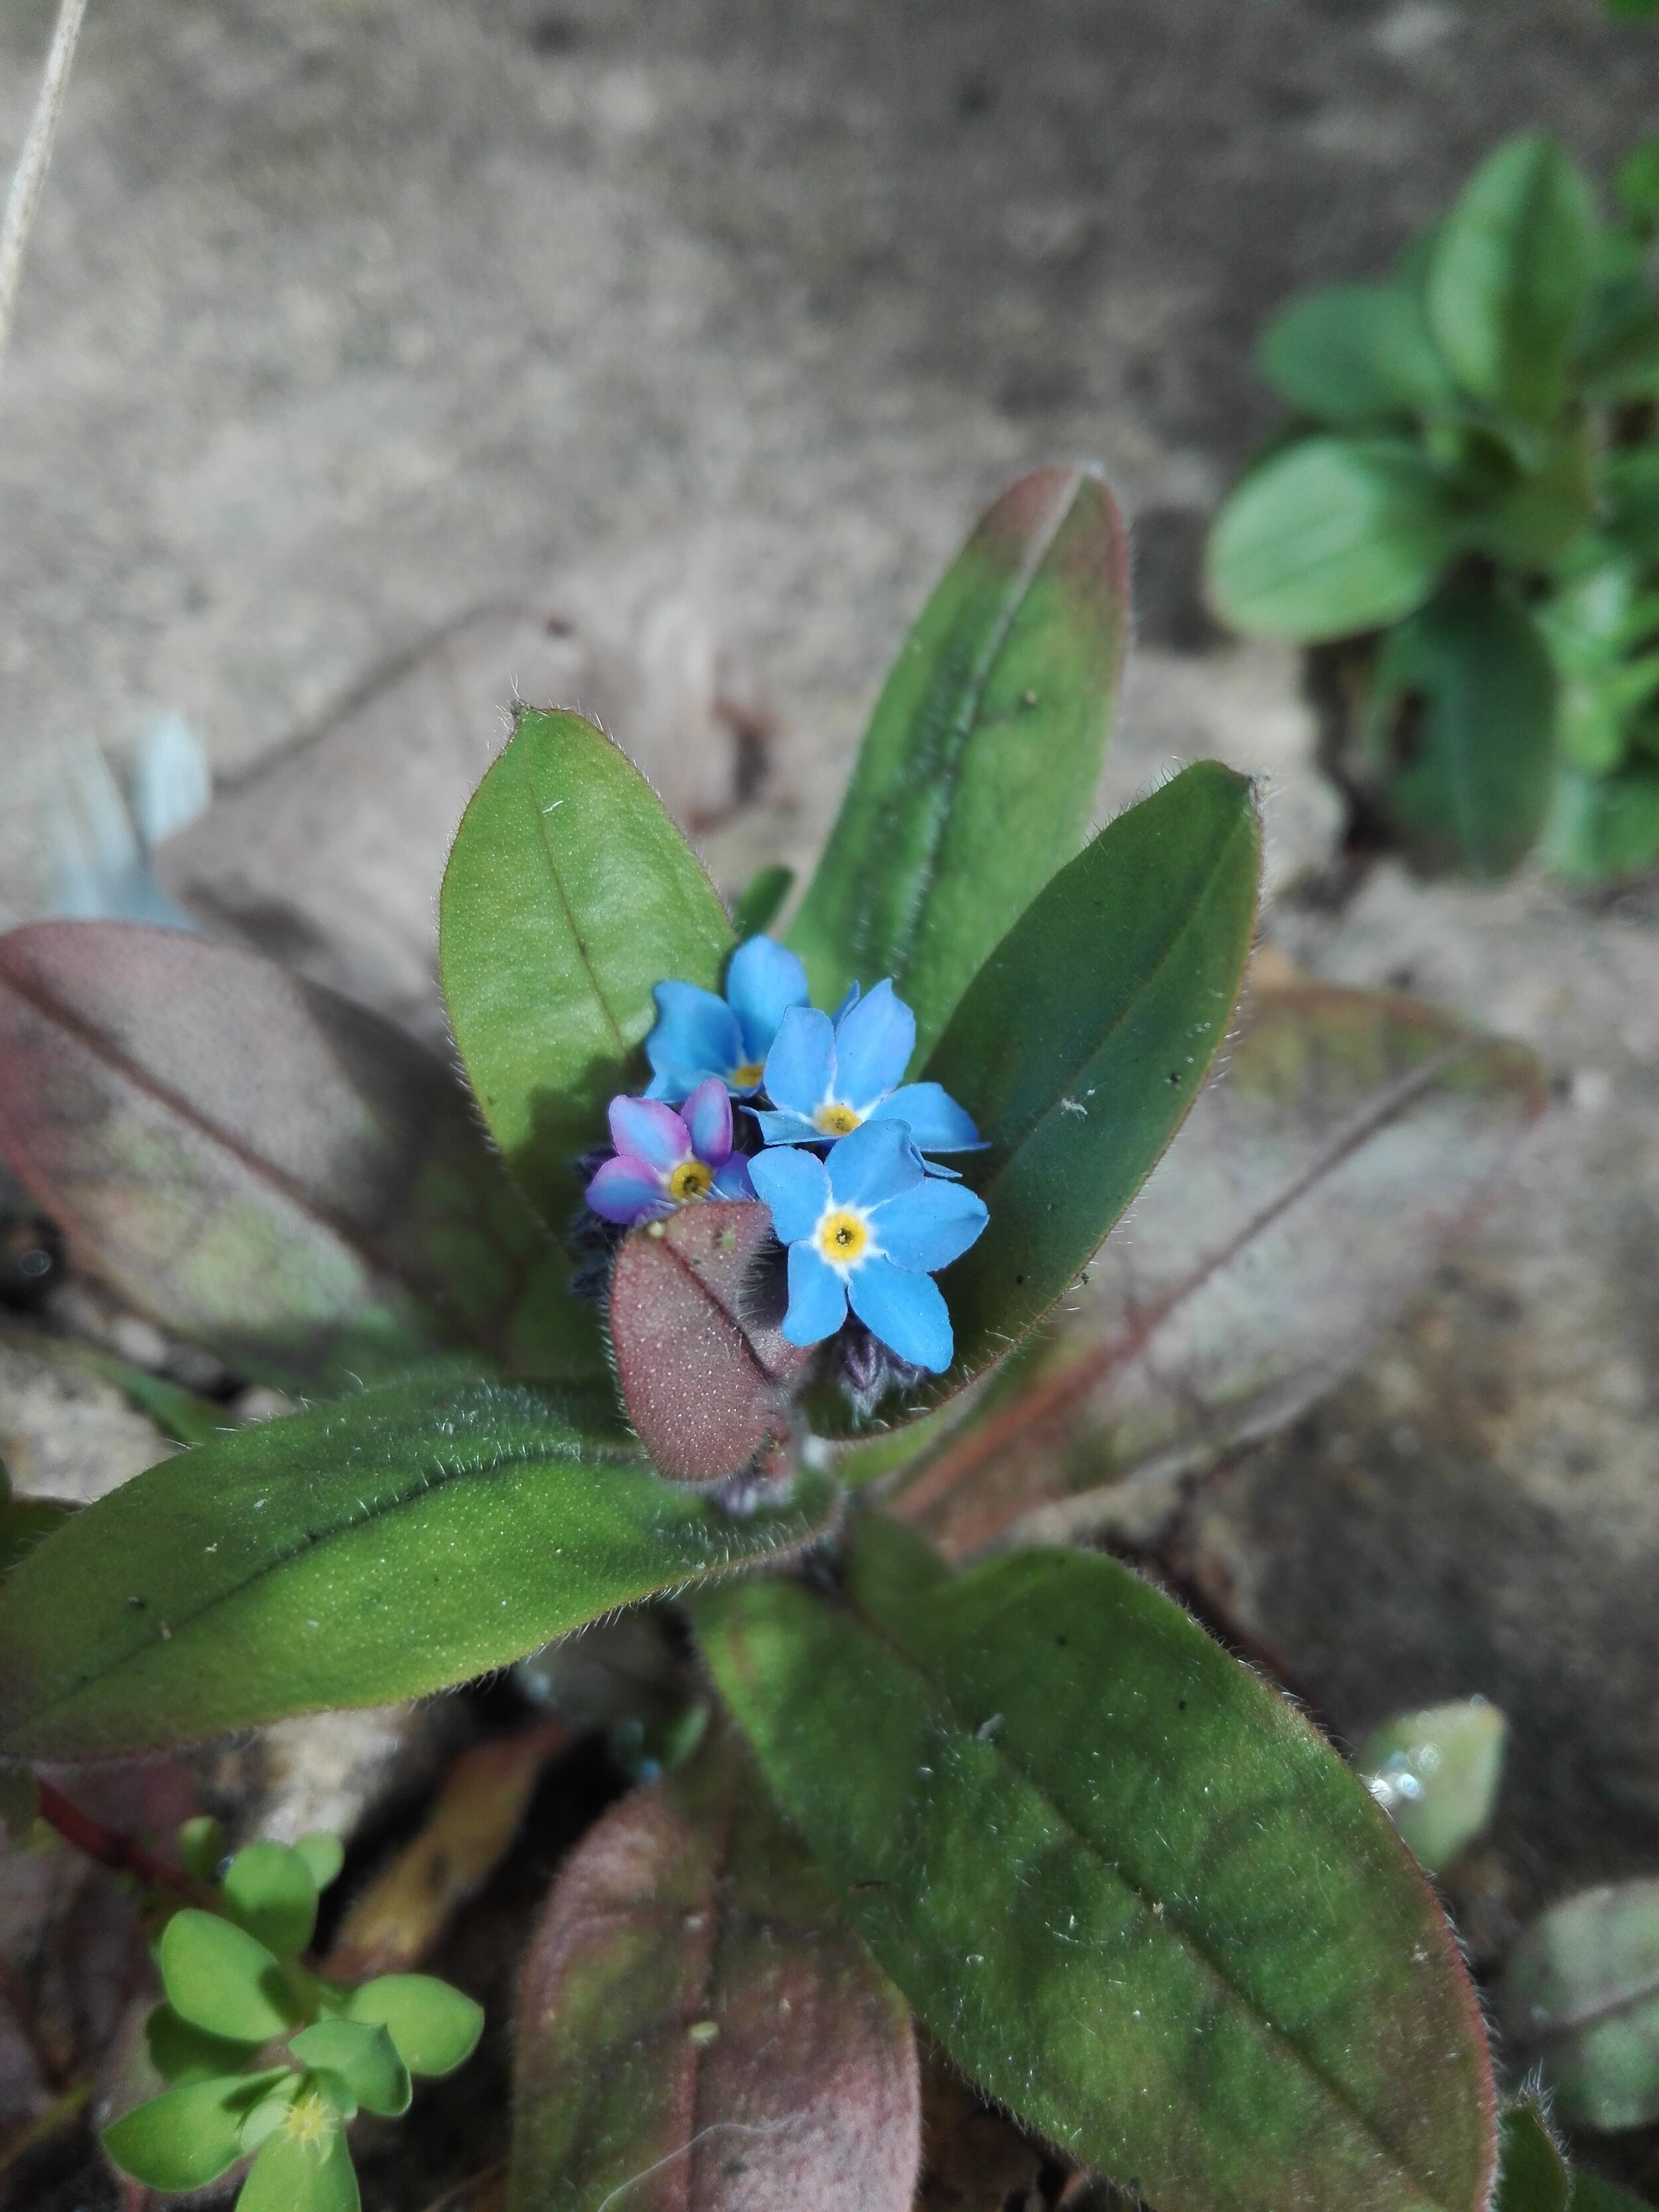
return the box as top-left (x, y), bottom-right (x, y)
top-left (1494, 2101), bottom-right (1569, 2212)
top-left (789, 466), bottom-right (1129, 1061)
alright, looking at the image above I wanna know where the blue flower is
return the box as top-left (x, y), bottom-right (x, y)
top-left (586, 1081), bottom-right (755, 1225)
top-left (754, 979), bottom-right (983, 1157)
top-left (644, 936), bottom-right (810, 1104)
top-left (747, 1119), bottom-right (987, 1371)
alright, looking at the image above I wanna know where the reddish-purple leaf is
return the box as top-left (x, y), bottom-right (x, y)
top-left (509, 1728), bottom-right (920, 2212)
top-left (608, 1201), bottom-right (808, 1486)
top-left (0, 922), bottom-right (596, 1393)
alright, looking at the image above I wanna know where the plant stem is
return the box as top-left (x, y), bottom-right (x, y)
top-left (0, 0), bottom-right (90, 392)
top-left (0, 2079), bottom-right (91, 2185)
top-left (36, 1779), bottom-right (207, 1903)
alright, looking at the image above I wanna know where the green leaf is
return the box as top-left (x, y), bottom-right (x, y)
top-left (1617, 133), bottom-right (1659, 236)
top-left (1541, 765), bottom-right (1659, 881)
top-left (239, 2095), bottom-right (362, 2212)
top-left (1206, 436), bottom-right (1459, 641)
top-left (439, 707), bottom-right (733, 1227)
top-left (70, 1347), bottom-right (231, 1447)
top-left (1500, 1880), bottom-right (1659, 2130)
top-left (731, 865), bottom-right (794, 940)
top-left (1572, 2173), bottom-right (1658, 2212)
top-left (507, 1728), bottom-right (918, 2212)
top-left (291, 2018), bottom-right (411, 2118)
top-left (225, 1840), bottom-right (321, 1960)
top-left (240, 2071), bottom-right (303, 2150)
top-left (1494, 2102), bottom-right (1569, 2212)
top-left (294, 1832), bottom-right (345, 1892)
top-left (1468, 425), bottom-right (1595, 570)
top-left (693, 1523), bottom-right (1496, 2212)
top-left (1425, 136), bottom-right (1599, 423)
top-left (0, 1495), bottom-right (72, 1582)
top-left (789, 467), bottom-right (1129, 1058)
top-left (178, 1814), bottom-right (228, 1885)
top-left (1259, 284), bottom-right (1457, 423)
top-left (0, 1376), bottom-right (839, 1759)
top-left (0, 922), bottom-right (587, 1395)
top-left (837, 763), bottom-right (1257, 1430)
top-left (338, 1974), bottom-right (484, 2077)
top-left (146, 2001), bottom-right (261, 2087)
top-left (1358, 1701), bottom-right (1508, 1878)
top-left (103, 2070), bottom-right (289, 2191)
top-left (159, 1910), bottom-right (300, 2042)
top-left (0, 1757), bottom-right (38, 1841)
top-left (887, 980), bottom-right (1545, 1556)
top-left (1358, 581), bottom-right (1557, 879)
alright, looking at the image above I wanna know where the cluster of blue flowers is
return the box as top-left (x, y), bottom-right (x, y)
top-left (585, 936), bottom-right (988, 1372)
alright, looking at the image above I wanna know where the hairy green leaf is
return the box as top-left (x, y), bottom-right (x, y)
top-left (1259, 285), bottom-right (1457, 423)
top-left (1426, 136), bottom-right (1599, 423)
top-left (0, 923), bottom-right (588, 1394)
top-left (1500, 1880), bottom-right (1659, 2130)
top-left (0, 1376), bottom-right (839, 1759)
top-left (1359, 581), bottom-right (1557, 879)
top-left (1206, 437), bottom-right (1459, 641)
top-left (693, 1524), bottom-right (1495, 2212)
top-left (440, 707), bottom-right (733, 1226)
top-left (1494, 2102), bottom-right (1569, 2212)
top-left (790, 467), bottom-right (1129, 1058)
top-left (508, 1727), bottom-right (918, 2212)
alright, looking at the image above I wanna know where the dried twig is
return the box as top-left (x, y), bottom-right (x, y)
top-left (0, 0), bottom-right (89, 390)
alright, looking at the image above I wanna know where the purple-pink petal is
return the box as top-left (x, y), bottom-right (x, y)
top-left (683, 1076), bottom-right (733, 1165)
top-left (609, 1094), bottom-right (690, 1174)
top-left (587, 1155), bottom-right (670, 1225)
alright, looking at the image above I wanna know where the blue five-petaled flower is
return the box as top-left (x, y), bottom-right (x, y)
top-left (748, 1120), bottom-right (988, 1372)
top-left (755, 980), bottom-right (983, 1159)
top-left (645, 935), bottom-right (810, 1103)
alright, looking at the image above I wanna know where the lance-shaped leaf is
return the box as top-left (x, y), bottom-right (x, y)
top-left (508, 1727), bottom-right (919, 2212)
top-left (609, 1201), bottom-right (809, 1485)
top-left (820, 762), bottom-right (1257, 1438)
top-left (0, 1376), bottom-right (839, 1760)
top-left (692, 1522), bottom-right (1496, 2212)
top-left (1493, 2102), bottom-right (1568, 2212)
top-left (789, 468), bottom-right (1129, 1057)
top-left (440, 709), bottom-right (733, 1228)
top-left (0, 923), bottom-right (595, 1394)
top-left (1500, 1881), bottom-right (1659, 2131)
top-left (887, 981), bottom-right (1544, 1556)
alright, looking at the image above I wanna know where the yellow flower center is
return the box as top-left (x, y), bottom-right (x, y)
top-left (816, 1208), bottom-right (869, 1266)
top-left (814, 1102), bottom-right (861, 1137)
top-left (283, 2090), bottom-right (336, 2151)
top-left (731, 1061), bottom-right (766, 1088)
top-left (667, 1158), bottom-right (714, 1205)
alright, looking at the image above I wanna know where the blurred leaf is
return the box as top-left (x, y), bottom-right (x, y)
top-left (889, 980), bottom-right (1544, 1557)
top-left (824, 763), bottom-right (1257, 1436)
top-left (291, 2019), bottom-right (411, 2118)
top-left (1542, 766), bottom-right (1659, 881)
top-left (178, 1814), bottom-right (228, 1884)
top-left (224, 1838), bottom-right (321, 1960)
top-left (694, 1521), bottom-right (1496, 2212)
top-left (1617, 133), bottom-right (1659, 235)
top-left (440, 707), bottom-right (732, 1228)
top-left (295, 1832), bottom-right (345, 1892)
top-left (0, 1375), bottom-right (839, 1759)
top-left (240, 2101), bottom-right (361, 2212)
top-left (0, 922), bottom-right (589, 1395)
top-left (1358, 580), bottom-right (1557, 879)
top-left (71, 1347), bottom-right (230, 1447)
top-left (731, 865), bottom-right (794, 941)
top-left (336, 1974), bottom-right (484, 2077)
top-left (1605, 452), bottom-right (1659, 567)
top-left (508, 1726), bottom-right (919, 2212)
top-left (1206, 436), bottom-right (1459, 640)
top-left (159, 1909), bottom-right (299, 2041)
top-left (146, 2002), bottom-right (257, 2087)
top-left (325, 1722), bottom-right (573, 1980)
top-left (1500, 1880), bottom-right (1659, 2130)
top-left (1426, 136), bottom-right (1600, 423)
top-left (1358, 1701), bottom-right (1508, 1878)
top-left (609, 1200), bottom-right (808, 1484)
top-left (790, 467), bottom-right (1128, 1058)
top-left (103, 2069), bottom-right (287, 2191)
top-left (1572, 2173), bottom-right (1658, 2212)
top-left (1494, 2102), bottom-right (1569, 2212)
top-left (0, 1756), bottom-right (38, 1841)
top-left (1258, 284), bottom-right (1457, 422)
top-left (1470, 426), bottom-right (1595, 569)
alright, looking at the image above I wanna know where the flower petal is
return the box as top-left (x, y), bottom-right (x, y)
top-left (783, 1242), bottom-right (849, 1347)
top-left (645, 983), bottom-right (743, 1098)
top-left (749, 1144), bottom-right (831, 1246)
top-left (831, 980), bottom-right (915, 1111)
top-left (847, 1256), bottom-right (953, 1371)
top-left (712, 1155), bottom-right (756, 1200)
top-left (824, 1118), bottom-right (925, 1211)
top-left (869, 1178), bottom-right (988, 1273)
top-left (870, 1081), bottom-right (985, 1153)
top-left (684, 1077), bottom-right (733, 1165)
top-left (751, 1109), bottom-right (822, 1145)
top-left (587, 1156), bottom-right (669, 1226)
top-left (609, 1095), bottom-right (691, 1174)
top-left (725, 936), bottom-right (810, 1063)
top-left (764, 1006), bottom-right (836, 1118)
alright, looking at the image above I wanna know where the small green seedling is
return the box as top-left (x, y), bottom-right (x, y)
top-left (102, 1822), bottom-right (482, 2212)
